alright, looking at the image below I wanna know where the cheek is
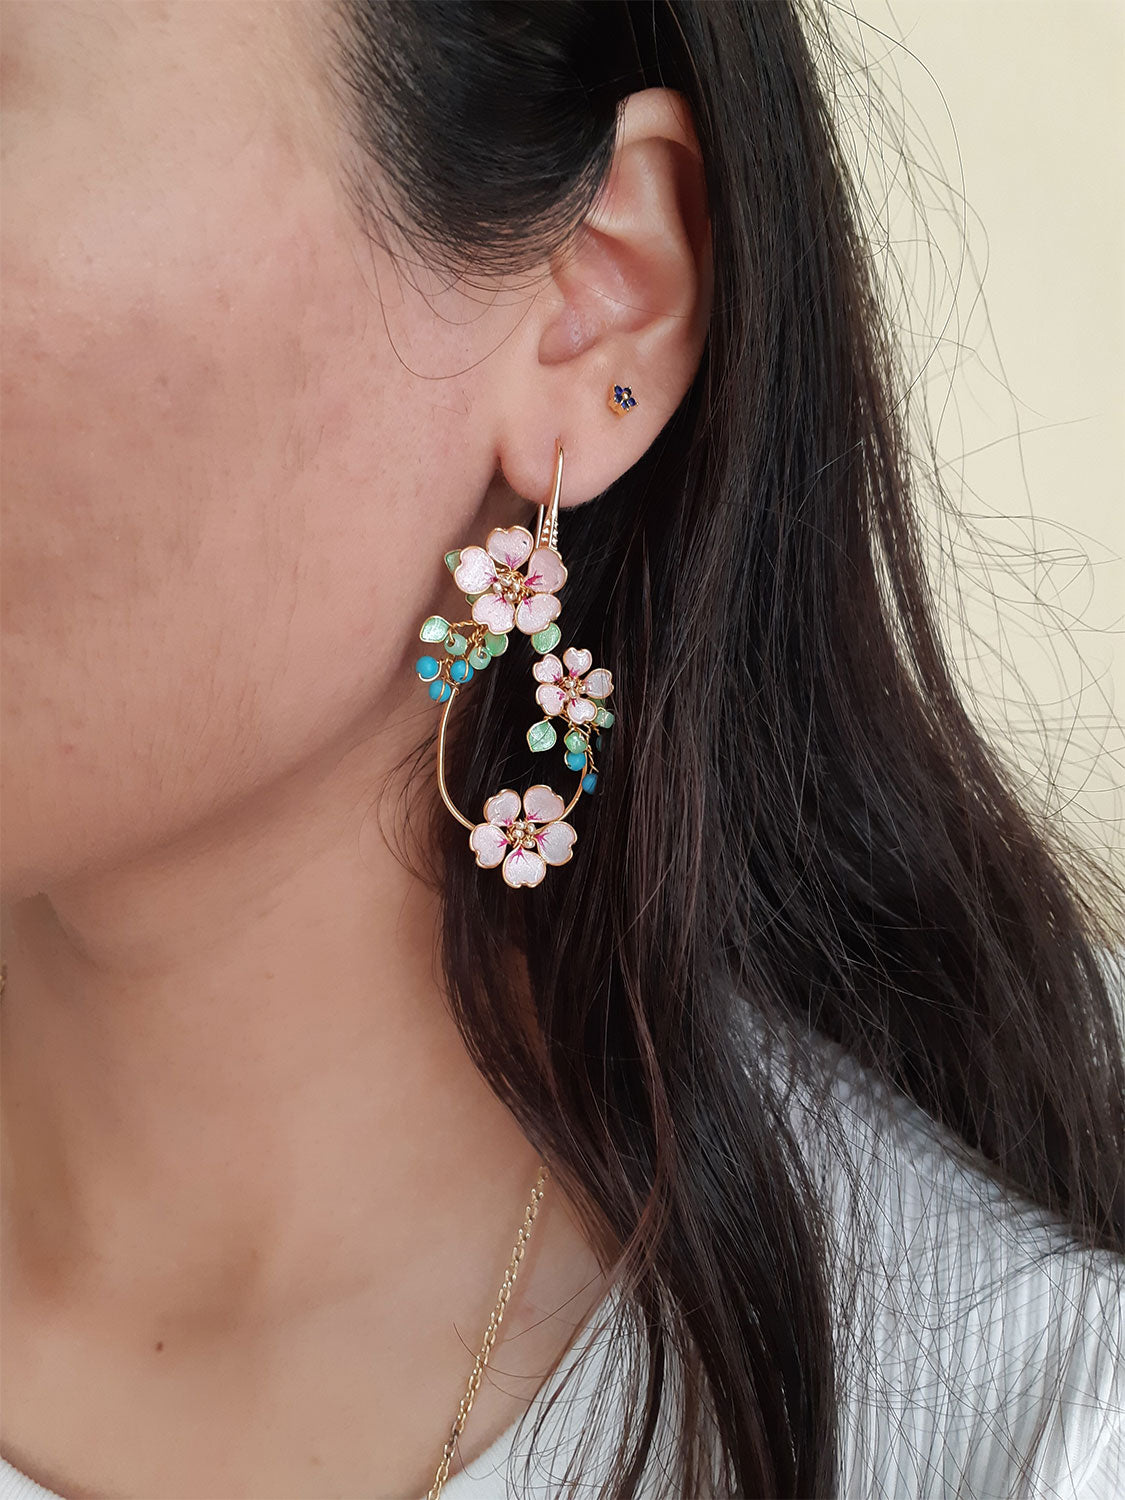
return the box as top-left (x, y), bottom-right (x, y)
top-left (0, 108), bottom-right (478, 893)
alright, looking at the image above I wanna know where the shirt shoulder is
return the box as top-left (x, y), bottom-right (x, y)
top-left (0, 1459), bottom-right (64, 1500)
top-left (769, 1016), bottom-right (1125, 1500)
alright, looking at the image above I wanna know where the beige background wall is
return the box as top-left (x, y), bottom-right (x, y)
top-left (840, 2), bottom-right (1124, 884)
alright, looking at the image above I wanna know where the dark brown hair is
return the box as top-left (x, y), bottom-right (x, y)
top-left (321, 3), bottom-right (1125, 1495)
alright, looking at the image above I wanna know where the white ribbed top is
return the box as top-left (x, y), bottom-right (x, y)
top-left (2, 1021), bottom-right (1122, 1499)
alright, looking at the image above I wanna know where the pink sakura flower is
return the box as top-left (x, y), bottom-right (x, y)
top-left (533, 648), bottom-right (614, 726)
top-left (453, 526), bottom-right (567, 636)
top-left (469, 785), bottom-right (577, 888)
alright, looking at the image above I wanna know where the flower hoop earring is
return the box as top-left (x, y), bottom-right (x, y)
top-left (413, 440), bottom-right (615, 888)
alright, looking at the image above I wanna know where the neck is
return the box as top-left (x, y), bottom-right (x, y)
top-left (0, 709), bottom-right (545, 1318)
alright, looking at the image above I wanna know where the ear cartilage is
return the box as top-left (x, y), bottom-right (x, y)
top-left (609, 383), bottom-right (637, 415)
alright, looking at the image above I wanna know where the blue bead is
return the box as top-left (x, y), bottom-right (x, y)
top-left (582, 772), bottom-right (598, 794)
top-left (564, 750), bottom-right (585, 772)
top-left (429, 678), bottom-right (452, 702)
top-left (416, 655), bottom-right (440, 681)
top-left (449, 659), bottom-right (473, 684)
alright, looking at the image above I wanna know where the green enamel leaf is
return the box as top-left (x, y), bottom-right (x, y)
top-left (444, 550), bottom-right (461, 573)
top-left (531, 623), bottom-right (561, 654)
top-left (526, 720), bottom-right (557, 753)
top-left (420, 615), bottom-right (449, 643)
top-left (484, 631), bottom-right (508, 657)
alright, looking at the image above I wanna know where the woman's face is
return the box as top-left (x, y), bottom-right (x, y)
top-left (1, 1), bottom-right (518, 897)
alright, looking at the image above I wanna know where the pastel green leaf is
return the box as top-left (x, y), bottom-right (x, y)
top-left (526, 720), bottom-right (557, 753)
top-left (444, 550), bottom-right (461, 573)
top-left (484, 631), bottom-right (508, 657)
top-left (531, 623), bottom-right (561, 654)
top-left (420, 615), bottom-right (449, 643)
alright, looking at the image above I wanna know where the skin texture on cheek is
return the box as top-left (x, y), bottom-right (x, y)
top-left (0, 1), bottom-right (490, 893)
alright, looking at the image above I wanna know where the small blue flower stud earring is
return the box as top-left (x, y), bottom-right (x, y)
top-left (609, 383), bottom-right (637, 415)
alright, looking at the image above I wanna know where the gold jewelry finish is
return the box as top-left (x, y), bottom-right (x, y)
top-left (427, 1162), bottom-right (551, 1498)
top-left (437, 683), bottom-right (585, 829)
top-left (434, 443), bottom-right (580, 831)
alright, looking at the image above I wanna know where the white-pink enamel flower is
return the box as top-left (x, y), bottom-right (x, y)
top-left (469, 786), bottom-right (577, 887)
top-left (452, 526), bottom-right (567, 636)
top-left (533, 648), bottom-right (614, 726)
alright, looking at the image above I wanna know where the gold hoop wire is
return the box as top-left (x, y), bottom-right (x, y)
top-left (435, 440), bottom-right (586, 831)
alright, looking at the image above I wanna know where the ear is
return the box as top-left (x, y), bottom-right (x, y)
top-left (492, 88), bottom-right (713, 507)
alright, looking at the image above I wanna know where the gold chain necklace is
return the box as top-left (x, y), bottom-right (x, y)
top-left (0, 962), bottom-right (550, 1498)
top-left (427, 1160), bottom-right (549, 1497)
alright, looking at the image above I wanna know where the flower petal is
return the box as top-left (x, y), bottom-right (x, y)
top-left (469, 822), bottom-right (509, 868)
top-left (525, 547), bottom-right (567, 594)
top-left (487, 526), bottom-right (534, 570)
top-left (515, 592), bottom-right (561, 634)
top-left (566, 697), bottom-right (598, 725)
top-left (484, 789), bottom-right (521, 826)
top-left (536, 682), bottom-right (567, 716)
top-left (472, 593), bottom-right (515, 633)
top-left (532, 653), bottom-right (564, 684)
top-left (562, 647), bottom-right (593, 677)
top-left (523, 785), bottom-right (566, 823)
top-left (582, 668), bottom-right (613, 698)
top-left (452, 546), bottom-right (496, 595)
top-left (535, 819), bottom-right (576, 865)
top-left (502, 847), bottom-right (546, 888)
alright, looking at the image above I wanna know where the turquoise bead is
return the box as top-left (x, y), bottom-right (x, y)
top-left (415, 655), bottom-right (440, 682)
top-left (428, 679), bottom-right (452, 702)
top-left (582, 772), bottom-right (598, 794)
top-left (449, 659), bottom-right (473, 684)
top-left (564, 750), bottom-right (585, 772)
